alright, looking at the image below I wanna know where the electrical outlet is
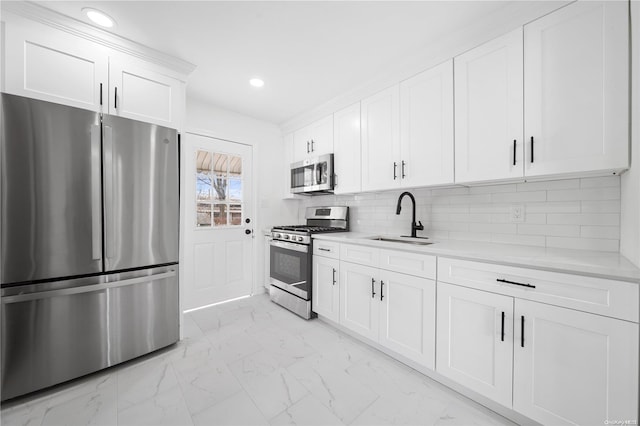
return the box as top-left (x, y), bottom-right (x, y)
top-left (510, 204), bottom-right (525, 223)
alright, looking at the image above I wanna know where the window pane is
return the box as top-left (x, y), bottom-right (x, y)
top-left (196, 203), bottom-right (212, 227)
top-left (213, 203), bottom-right (228, 226)
top-left (229, 155), bottom-right (242, 178)
top-left (196, 150), bottom-right (212, 173)
top-left (230, 204), bottom-right (242, 225)
top-left (212, 153), bottom-right (228, 201)
top-left (229, 178), bottom-right (242, 202)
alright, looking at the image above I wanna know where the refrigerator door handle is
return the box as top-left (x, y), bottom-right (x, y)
top-left (1, 270), bottom-right (177, 304)
top-left (90, 124), bottom-right (102, 261)
top-left (103, 125), bottom-right (115, 262)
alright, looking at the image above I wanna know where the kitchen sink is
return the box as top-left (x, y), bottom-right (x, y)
top-left (367, 236), bottom-right (434, 246)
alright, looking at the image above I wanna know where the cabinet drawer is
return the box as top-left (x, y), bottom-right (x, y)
top-left (313, 240), bottom-right (340, 259)
top-left (379, 249), bottom-right (436, 279)
top-left (437, 257), bottom-right (639, 322)
top-left (340, 244), bottom-right (379, 267)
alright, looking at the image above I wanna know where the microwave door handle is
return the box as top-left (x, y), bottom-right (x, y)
top-left (316, 164), bottom-right (322, 185)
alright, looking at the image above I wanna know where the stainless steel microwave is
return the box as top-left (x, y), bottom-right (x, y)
top-left (290, 153), bottom-right (334, 195)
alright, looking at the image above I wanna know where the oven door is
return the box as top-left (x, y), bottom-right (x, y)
top-left (269, 240), bottom-right (310, 300)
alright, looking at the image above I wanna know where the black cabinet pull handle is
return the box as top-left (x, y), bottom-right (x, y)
top-left (380, 280), bottom-right (384, 301)
top-left (530, 136), bottom-right (534, 163)
top-left (401, 161), bottom-right (406, 179)
top-left (307, 141), bottom-right (310, 153)
top-left (513, 140), bottom-right (516, 166)
top-left (100, 83), bottom-right (103, 106)
top-left (332, 268), bottom-right (336, 286)
top-left (393, 162), bottom-right (397, 180)
top-left (318, 247), bottom-right (331, 252)
top-left (501, 311), bottom-right (505, 342)
top-left (521, 315), bottom-right (525, 347)
top-left (114, 87), bottom-right (118, 109)
top-left (371, 278), bottom-right (376, 298)
top-left (311, 139), bottom-right (314, 152)
top-left (496, 278), bottom-right (536, 289)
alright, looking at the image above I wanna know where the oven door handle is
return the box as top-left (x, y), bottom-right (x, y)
top-left (270, 240), bottom-right (309, 253)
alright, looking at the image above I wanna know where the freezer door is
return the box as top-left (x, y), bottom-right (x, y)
top-left (0, 266), bottom-right (179, 400)
top-left (102, 115), bottom-right (179, 271)
top-left (1, 94), bottom-right (103, 284)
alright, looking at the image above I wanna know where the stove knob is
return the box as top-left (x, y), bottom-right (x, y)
top-left (298, 236), bottom-right (304, 242)
top-left (274, 233), bottom-right (281, 239)
top-left (284, 234), bottom-right (290, 240)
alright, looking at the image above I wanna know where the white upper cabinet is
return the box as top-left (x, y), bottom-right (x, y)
top-left (523, 1), bottom-right (629, 177)
top-left (361, 85), bottom-right (401, 191)
top-left (3, 16), bottom-right (109, 112)
top-left (400, 60), bottom-right (454, 187)
top-left (513, 299), bottom-right (638, 425)
top-left (282, 132), bottom-right (296, 199)
top-left (109, 57), bottom-right (184, 128)
top-left (2, 12), bottom-right (187, 129)
top-left (333, 102), bottom-right (361, 194)
top-left (454, 28), bottom-right (524, 184)
top-left (292, 115), bottom-right (333, 163)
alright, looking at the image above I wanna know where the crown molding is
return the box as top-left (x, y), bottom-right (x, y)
top-left (1, 1), bottom-right (197, 80)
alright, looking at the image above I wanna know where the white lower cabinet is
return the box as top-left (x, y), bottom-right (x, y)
top-left (436, 283), bottom-right (514, 407)
top-left (437, 281), bottom-right (639, 425)
top-left (312, 255), bottom-right (340, 323)
top-left (339, 260), bottom-right (436, 368)
top-left (513, 299), bottom-right (639, 426)
top-left (339, 262), bottom-right (380, 341)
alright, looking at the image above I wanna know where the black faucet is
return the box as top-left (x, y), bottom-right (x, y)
top-left (396, 191), bottom-right (424, 238)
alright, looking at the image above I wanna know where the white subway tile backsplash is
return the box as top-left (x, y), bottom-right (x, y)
top-left (491, 191), bottom-right (547, 203)
top-left (547, 213), bottom-right (620, 226)
top-left (524, 201), bottom-right (581, 213)
top-left (548, 187), bottom-right (620, 201)
top-left (518, 224), bottom-right (580, 237)
top-left (580, 176), bottom-right (620, 188)
top-left (580, 226), bottom-right (620, 239)
top-left (299, 177), bottom-right (621, 251)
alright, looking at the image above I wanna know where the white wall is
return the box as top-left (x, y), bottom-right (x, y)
top-left (300, 177), bottom-right (622, 252)
top-left (620, 0), bottom-right (640, 267)
top-left (185, 97), bottom-right (299, 292)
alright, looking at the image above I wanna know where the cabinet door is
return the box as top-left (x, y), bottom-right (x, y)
top-left (312, 256), bottom-right (340, 322)
top-left (292, 125), bottom-right (312, 163)
top-left (109, 57), bottom-right (183, 128)
top-left (292, 115), bottom-right (333, 162)
top-left (282, 132), bottom-right (297, 199)
top-left (3, 16), bottom-right (108, 112)
top-left (378, 271), bottom-right (435, 369)
top-left (339, 262), bottom-right (379, 341)
top-left (436, 283), bottom-right (514, 407)
top-left (513, 299), bottom-right (639, 425)
top-left (454, 28), bottom-right (524, 184)
top-left (333, 103), bottom-right (361, 194)
top-left (361, 85), bottom-right (401, 191)
top-left (400, 60), bottom-right (454, 187)
top-left (524, 1), bottom-right (628, 177)
top-left (308, 115), bottom-right (334, 157)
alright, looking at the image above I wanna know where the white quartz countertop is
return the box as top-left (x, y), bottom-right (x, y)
top-left (312, 232), bottom-right (640, 283)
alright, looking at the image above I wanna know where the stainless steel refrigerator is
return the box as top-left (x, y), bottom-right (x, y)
top-left (0, 93), bottom-right (180, 401)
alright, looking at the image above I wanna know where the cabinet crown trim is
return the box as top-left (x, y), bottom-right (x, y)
top-left (2, 2), bottom-right (197, 79)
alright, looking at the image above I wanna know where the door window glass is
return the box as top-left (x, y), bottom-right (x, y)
top-left (196, 149), bottom-right (243, 228)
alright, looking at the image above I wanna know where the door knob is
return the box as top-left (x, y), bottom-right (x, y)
top-left (245, 229), bottom-right (252, 235)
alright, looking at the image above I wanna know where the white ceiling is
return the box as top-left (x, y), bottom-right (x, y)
top-left (32, 1), bottom-right (567, 125)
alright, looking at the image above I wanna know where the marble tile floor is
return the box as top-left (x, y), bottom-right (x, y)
top-left (1, 293), bottom-right (516, 426)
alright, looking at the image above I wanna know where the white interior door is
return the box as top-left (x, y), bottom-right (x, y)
top-left (182, 133), bottom-right (254, 311)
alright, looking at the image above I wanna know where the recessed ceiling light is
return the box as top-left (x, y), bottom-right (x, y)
top-left (249, 78), bottom-right (265, 88)
top-left (82, 8), bottom-right (115, 28)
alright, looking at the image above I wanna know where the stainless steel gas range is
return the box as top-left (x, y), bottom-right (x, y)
top-left (269, 206), bottom-right (348, 319)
